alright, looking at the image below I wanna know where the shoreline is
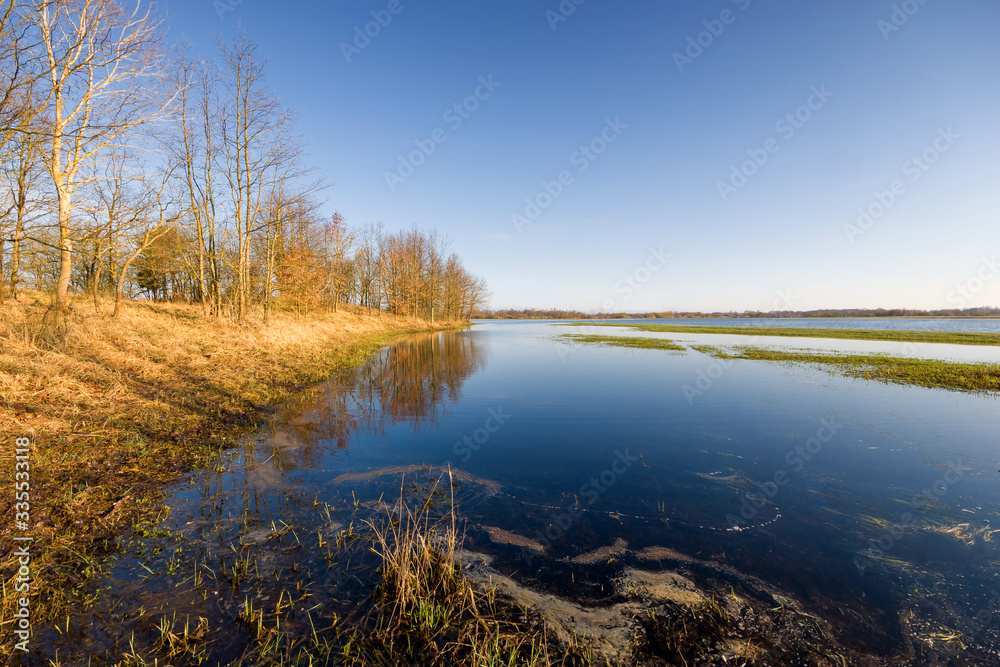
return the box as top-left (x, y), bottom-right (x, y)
top-left (0, 294), bottom-right (463, 646)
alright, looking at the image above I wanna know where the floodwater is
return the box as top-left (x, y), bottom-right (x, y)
top-left (581, 316), bottom-right (1000, 334)
top-left (35, 321), bottom-right (1000, 664)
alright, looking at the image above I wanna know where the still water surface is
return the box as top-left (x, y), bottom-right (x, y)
top-left (49, 321), bottom-right (1000, 662)
top-left (580, 317), bottom-right (1000, 334)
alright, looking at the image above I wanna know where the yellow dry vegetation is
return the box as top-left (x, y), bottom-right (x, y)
top-left (0, 292), bottom-right (458, 634)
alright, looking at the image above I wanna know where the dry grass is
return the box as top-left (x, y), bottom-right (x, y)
top-left (369, 490), bottom-right (466, 632)
top-left (0, 291), bottom-right (460, 648)
top-left (348, 475), bottom-right (556, 666)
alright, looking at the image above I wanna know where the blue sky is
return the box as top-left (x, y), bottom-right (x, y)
top-left (160, 0), bottom-right (1000, 312)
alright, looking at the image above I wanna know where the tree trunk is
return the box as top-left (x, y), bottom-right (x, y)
top-left (11, 222), bottom-right (21, 299)
top-left (114, 247), bottom-right (143, 318)
top-left (197, 237), bottom-right (208, 316)
top-left (92, 242), bottom-right (104, 314)
top-left (237, 234), bottom-right (247, 324)
top-left (54, 191), bottom-right (73, 327)
top-left (113, 275), bottom-right (124, 317)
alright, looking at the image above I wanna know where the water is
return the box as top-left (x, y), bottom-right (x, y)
top-left (561, 322), bottom-right (1000, 364)
top-left (39, 323), bottom-right (1000, 664)
top-left (543, 317), bottom-right (1000, 334)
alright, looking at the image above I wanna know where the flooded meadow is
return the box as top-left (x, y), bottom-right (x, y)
top-left (31, 321), bottom-right (1000, 665)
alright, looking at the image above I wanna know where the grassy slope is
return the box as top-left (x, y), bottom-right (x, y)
top-left (570, 322), bottom-right (1000, 346)
top-left (0, 293), bottom-right (459, 632)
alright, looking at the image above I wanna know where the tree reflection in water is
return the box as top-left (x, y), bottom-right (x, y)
top-left (255, 330), bottom-right (485, 475)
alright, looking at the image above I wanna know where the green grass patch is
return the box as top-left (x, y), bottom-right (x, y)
top-left (694, 344), bottom-right (1000, 394)
top-left (569, 323), bottom-right (1000, 347)
top-left (558, 333), bottom-right (685, 352)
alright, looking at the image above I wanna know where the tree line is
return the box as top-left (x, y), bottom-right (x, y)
top-left (0, 0), bottom-right (489, 326)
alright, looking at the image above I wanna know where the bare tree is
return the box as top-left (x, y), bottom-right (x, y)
top-left (1, 91), bottom-right (47, 304)
top-left (325, 211), bottom-right (353, 312)
top-left (217, 28), bottom-right (291, 324)
top-left (173, 49), bottom-right (223, 316)
top-left (113, 172), bottom-right (176, 317)
top-left (0, 0), bottom-right (40, 146)
top-left (354, 222), bottom-right (383, 315)
top-left (31, 0), bottom-right (171, 327)
top-left (85, 146), bottom-right (149, 313)
top-left (425, 229), bottom-right (448, 323)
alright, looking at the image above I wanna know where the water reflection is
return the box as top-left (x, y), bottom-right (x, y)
top-left (253, 330), bottom-right (485, 476)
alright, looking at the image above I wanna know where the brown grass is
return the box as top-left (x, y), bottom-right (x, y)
top-left (0, 291), bottom-right (460, 647)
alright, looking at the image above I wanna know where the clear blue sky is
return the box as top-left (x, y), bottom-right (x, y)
top-left (161, 0), bottom-right (1000, 312)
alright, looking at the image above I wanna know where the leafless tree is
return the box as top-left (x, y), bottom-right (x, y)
top-left (325, 211), bottom-right (353, 313)
top-left (31, 0), bottom-right (172, 327)
top-left (1, 88), bottom-right (46, 303)
top-left (113, 171), bottom-right (176, 317)
top-left (217, 28), bottom-right (291, 324)
top-left (0, 1), bottom-right (40, 146)
top-left (173, 48), bottom-right (224, 316)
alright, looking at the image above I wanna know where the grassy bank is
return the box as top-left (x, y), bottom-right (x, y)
top-left (569, 322), bottom-right (1000, 346)
top-left (0, 292), bottom-right (461, 638)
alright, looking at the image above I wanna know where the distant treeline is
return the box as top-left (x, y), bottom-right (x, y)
top-left (475, 307), bottom-right (1000, 320)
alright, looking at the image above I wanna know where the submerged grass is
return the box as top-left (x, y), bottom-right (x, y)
top-left (559, 329), bottom-right (999, 393)
top-left (346, 475), bottom-right (560, 666)
top-left (571, 322), bottom-right (1000, 347)
top-left (0, 291), bottom-right (462, 650)
top-left (692, 344), bottom-right (1000, 394)
top-left (557, 333), bottom-right (685, 352)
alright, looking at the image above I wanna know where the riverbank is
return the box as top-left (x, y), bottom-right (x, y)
top-left (0, 293), bottom-right (462, 641)
top-left (571, 322), bottom-right (1000, 346)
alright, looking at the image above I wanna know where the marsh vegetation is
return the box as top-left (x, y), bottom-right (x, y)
top-left (574, 322), bottom-right (1000, 347)
top-left (559, 331), bottom-right (1000, 394)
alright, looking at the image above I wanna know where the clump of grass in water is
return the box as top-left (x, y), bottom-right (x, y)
top-left (557, 333), bottom-right (686, 352)
top-left (154, 613), bottom-right (210, 664)
top-left (355, 473), bottom-right (554, 666)
top-left (368, 490), bottom-right (465, 637)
